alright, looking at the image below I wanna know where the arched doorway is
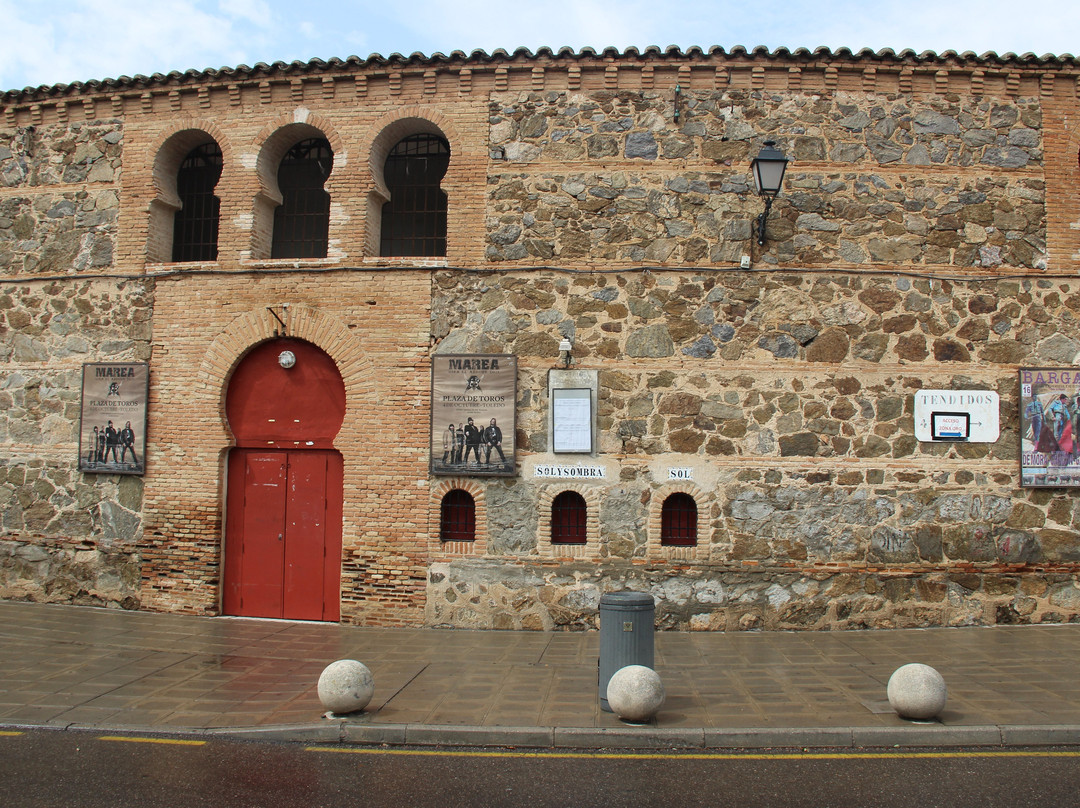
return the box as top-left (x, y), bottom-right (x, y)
top-left (222, 338), bottom-right (345, 621)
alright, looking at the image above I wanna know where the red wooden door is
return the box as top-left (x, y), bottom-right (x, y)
top-left (224, 449), bottom-right (342, 621)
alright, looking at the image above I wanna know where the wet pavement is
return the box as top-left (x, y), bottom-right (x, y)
top-left (2, 600), bottom-right (1079, 748)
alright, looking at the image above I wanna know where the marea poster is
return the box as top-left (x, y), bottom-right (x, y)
top-left (430, 354), bottom-right (516, 477)
top-left (79, 362), bottom-right (149, 475)
top-left (1020, 367), bottom-right (1080, 487)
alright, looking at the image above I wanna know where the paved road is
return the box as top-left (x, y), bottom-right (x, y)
top-left (3, 728), bottom-right (1080, 807)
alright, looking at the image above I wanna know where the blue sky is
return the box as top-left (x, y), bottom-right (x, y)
top-left (2, 0), bottom-right (1077, 92)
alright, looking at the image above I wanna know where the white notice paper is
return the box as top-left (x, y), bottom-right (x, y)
top-left (553, 390), bottom-right (592, 452)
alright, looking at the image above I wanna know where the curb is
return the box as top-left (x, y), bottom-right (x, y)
top-left (8, 720), bottom-right (1080, 749)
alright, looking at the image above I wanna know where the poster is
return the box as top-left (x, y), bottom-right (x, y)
top-left (79, 362), bottom-right (149, 475)
top-left (1020, 367), bottom-right (1080, 487)
top-left (431, 354), bottom-right (516, 476)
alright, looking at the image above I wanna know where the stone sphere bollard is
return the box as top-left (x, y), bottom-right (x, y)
top-left (318, 660), bottom-right (375, 715)
top-left (887, 663), bottom-right (947, 721)
top-left (606, 665), bottom-right (666, 723)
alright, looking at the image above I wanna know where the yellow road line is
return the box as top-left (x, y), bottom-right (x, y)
top-left (98, 735), bottom-right (206, 746)
top-left (0, 731), bottom-right (24, 736)
top-left (306, 747), bottom-right (1080, 761)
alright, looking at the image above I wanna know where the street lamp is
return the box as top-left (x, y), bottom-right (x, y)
top-left (750, 140), bottom-right (790, 247)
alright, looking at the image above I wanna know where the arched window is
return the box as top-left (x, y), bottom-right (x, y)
top-left (551, 491), bottom-right (587, 545)
top-left (272, 137), bottom-right (332, 259)
top-left (380, 134), bottom-right (449, 257)
top-left (440, 489), bottom-right (476, 543)
top-left (172, 143), bottom-right (222, 262)
top-left (661, 493), bottom-right (697, 546)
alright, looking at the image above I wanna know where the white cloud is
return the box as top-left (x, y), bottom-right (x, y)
top-left (377, 0), bottom-right (648, 53)
top-left (2, 0), bottom-right (1075, 93)
top-left (1, 0), bottom-right (273, 89)
top-left (218, 0), bottom-right (273, 27)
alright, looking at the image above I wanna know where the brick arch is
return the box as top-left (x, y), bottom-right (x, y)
top-left (196, 305), bottom-right (374, 432)
top-left (358, 106), bottom-right (464, 257)
top-left (537, 483), bottom-right (603, 558)
top-left (431, 479), bottom-right (488, 555)
top-left (249, 111), bottom-right (346, 260)
top-left (360, 107), bottom-right (461, 199)
top-left (251, 110), bottom-right (346, 198)
top-left (144, 120), bottom-right (233, 263)
top-left (647, 482), bottom-right (709, 560)
top-left (148, 120), bottom-right (235, 204)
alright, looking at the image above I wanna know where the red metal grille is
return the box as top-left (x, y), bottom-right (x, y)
top-left (272, 138), bottom-right (333, 259)
top-left (551, 490), bottom-right (587, 544)
top-left (661, 493), bottom-right (697, 546)
top-left (172, 143), bottom-right (222, 262)
top-left (440, 489), bottom-right (476, 543)
top-left (380, 134), bottom-right (449, 257)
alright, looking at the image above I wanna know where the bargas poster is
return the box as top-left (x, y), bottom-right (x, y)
top-left (79, 362), bottom-right (149, 475)
top-left (1020, 367), bottom-right (1080, 487)
top-left (431, 354), bottom-right (516, 477)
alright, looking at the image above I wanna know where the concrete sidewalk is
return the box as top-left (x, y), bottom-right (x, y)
top-left (2, 600), bottom-right (1079, 749)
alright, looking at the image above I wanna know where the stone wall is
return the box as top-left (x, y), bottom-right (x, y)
top-left (488, 90), bottom-right (1043, 169)
top-left (434, 270), bottom-right (1079, 382)
top-left (0, 274), bottom-right (149, 608)
top-left (0, 124), bottom-right (121, 275)
top-left (487, 169), bottom-right (1045, 268)
top-left (1, 123), bottom-right (123, 187)
top-left (426, 267), bottom-right (1080, 629)
top-left (427, 561), bottom-right (1080, 631)
top-left (486, 90), bottom-right (1045, 268)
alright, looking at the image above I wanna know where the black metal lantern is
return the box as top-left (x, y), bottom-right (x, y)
top-left (750, 140), bottom-right (789, 246)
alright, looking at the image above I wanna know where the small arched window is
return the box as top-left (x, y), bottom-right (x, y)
top-left (661, 493), bottom-right (697, 546)
top-left (272, 137), bottom-right (332, 259)
top-left (172, 142), bottom-right (222, 262)
top-left (380, 134), bottom-right (449, 257)
top-left (440, 489), bottom-right (476, 543)
top-left (551, 491), bottom-right (587, 545)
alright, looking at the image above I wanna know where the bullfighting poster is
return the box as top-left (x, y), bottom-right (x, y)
top-left (431, 354), bottom-right (516, 477)
top-left (1020, 367), bottom-right (1080, 487)
top-left (79, 362), bottom-right (148, 475)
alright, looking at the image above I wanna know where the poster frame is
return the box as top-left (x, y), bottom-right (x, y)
top-left (430, 353), bottom-right (516, 478)
top-left (78, 361), bottom-right (149, 476)
top-left (1019, 367), bottom-right (1080, 488)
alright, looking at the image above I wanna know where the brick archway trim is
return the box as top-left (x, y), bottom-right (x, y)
top-left (251, 108), bottom-right (347, 155)
top-left (251, 109), bottom-right (347, 199)
top-left (197, 304), bottom-right (374, 418)
top-left (361, 106), bottom-right (463, 200)
top-left (537, 483), bottom-right (603, 557)
top-left (647, 482), bottom-right (709, 560)
top-left (431, 478), bottom-right (488, 556)
top-left (146, 119), bottom-right (235, 208)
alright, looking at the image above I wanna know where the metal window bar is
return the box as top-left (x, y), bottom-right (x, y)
top-left (172, 143), bottom-right (222, 262)
top-left (440, 489), bottom-right (476, 543)
top-left (551, 491), bottom-right (587, 545)
top-left (380, 134), bottom-right (449, 257)
top-left (272, 138), bottom-right (333, 259)
top-left (661, 493), bottom-right (698, 546)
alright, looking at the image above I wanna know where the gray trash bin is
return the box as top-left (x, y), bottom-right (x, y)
top-left (598, 591), bottom-right (655, 711)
